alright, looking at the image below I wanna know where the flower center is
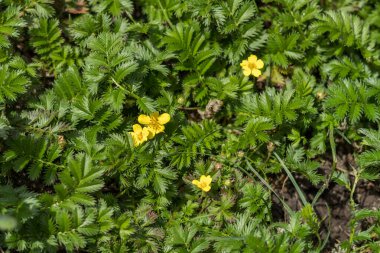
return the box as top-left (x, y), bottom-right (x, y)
top-left (248, 62), bottom-right (256, 69)
top-left (138, 132), bottom-right (144, 140)
top-left (199, 182), bottom-right (208, 188)
top-left (150, 118), bottom-right (161, 130)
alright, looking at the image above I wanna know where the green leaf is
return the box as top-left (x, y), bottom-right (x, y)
top-left (136, 96), bottom-right (157, 114)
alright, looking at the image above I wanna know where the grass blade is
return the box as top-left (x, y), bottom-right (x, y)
top-left (273, 152), bottom-right (309, 207)
top-left (242, 160), bottom-right (294, 215)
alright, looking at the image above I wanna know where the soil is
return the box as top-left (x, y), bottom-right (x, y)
top-left (270, 153), bottom-right (380, 252)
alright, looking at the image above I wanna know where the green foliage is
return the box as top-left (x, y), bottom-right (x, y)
top-left (0, 185), bottom-right (39, 226)
top-left (285, 146), bottom-right (323, 185)
top-left (30, 19), bottom-right (64, 70)
top-left (311, 10), bottom-right (374, 58)
top-left (267, 33), bottom-right (303, 68)
top-left (211, 212), bottom-right (311, 252)
top-left (165, 224), bottom-right (209, 252)
top-left (2, 135), bottom-right (59, 182)
top-left (325, 79), bottom-right (379, 123)
top-left (170, 120), bottom-right (221, 169)
top-left (1, 0), bottom-right (380, 252)
top-left (0, 65), bottom-right (29, 103)
top-left (237, 87), bottom-right (314, 127)
top-left (0, 6), bottom-right (26, 48)
top-left (92, 0), bottom-right (134, 17)
top-left (357, 128), bottom-right (380, 180)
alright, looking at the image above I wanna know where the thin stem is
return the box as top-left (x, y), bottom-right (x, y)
top-left (329, 124), bottom-right (337, 167)
top-left (125, 11), bottom-right (136, 24)
top-left (312, 126), bottom-right (337, 206)
top-left (111, 77), bottom-right (140, 100)
top-left (274, 152), bottom-right (308, 207)
top-left (316, 232), bottom-right (322, 248)
top-left (319, 203), bottom-right (332, 251)
top-left (37, 159), bottom-right (65, 169)
top-left (200, 194), bottom-right (212, 213)
top-left (179, 107), bottom-right (200, 111)
top-left (157, 0), bottom-right (174, 28)
top-left (243, 159), bottom-right (294, 215)
top-left (348, 168), bottom-right (360, 252)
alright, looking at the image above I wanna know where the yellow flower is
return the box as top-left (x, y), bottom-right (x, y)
top-left (138, 112), bottom-right (171, 138)
top-left (129, 124), bottom-right (150, 147)
top-left (192, 175), bottom-right (212, 192)
top-left (240, 54), bottom-right (264, 77)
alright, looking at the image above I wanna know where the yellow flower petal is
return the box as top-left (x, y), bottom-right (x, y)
top-left (243, 68), bottom-right (251, 76)
top-left (142, 127), bottom-right (150, 139)
top-left (158, 113), bottom-right (170, 125)
top-left (138, 115), bottom-right (151, 125)
top-left (154, 124), bottom-right (165, 134)
top-left (203, 175), bottom-right (212, 184)
top-left (202, 186), bottom-right (211, 192)
top-left (240, 60), bottom-right (248, 67)
top-left (131, 134), bottom-right (140, 147)
top-left (192, 180), bottom-right (200, 186)
top-left (256, 59), bottom-right (264, 69)
top-left (252, 69), bottom-right (261, 77)
top-left (147, 128), bottom-right (155, 139)
top-left (248, 55), bottom-right (257, 63)
top-left (133, 124), bottom-right (142, 133)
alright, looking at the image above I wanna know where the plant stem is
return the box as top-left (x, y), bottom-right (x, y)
top-left (37, 159), bottom-right (65, 169)
top-left (274, 152), bottom-right (308, 207)
top-left (312, 126), bottom-right (337, 206)
top-left (158, 0), bottom-right (174, 28)
top-left (348, 168), bottom-right (360, 252)
top-left (126, 11), bottom-right (136, 24)
top-left (243, 159), bottom-right (294, 215)
top-left (111, 77), bottom-right (140, 100)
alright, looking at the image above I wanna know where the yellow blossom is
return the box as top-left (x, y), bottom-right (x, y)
top-left (138, 112), bottom-right (170, 138)
top-left (192, 175), bottom-right (212, 192)
top-left (240, 54), bottom-right (264, 77)
top-left (129, 124), bottom-right (150, 147)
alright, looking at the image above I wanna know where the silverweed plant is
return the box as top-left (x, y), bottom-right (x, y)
top-left (0, 0), bottom-right (380, 252)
